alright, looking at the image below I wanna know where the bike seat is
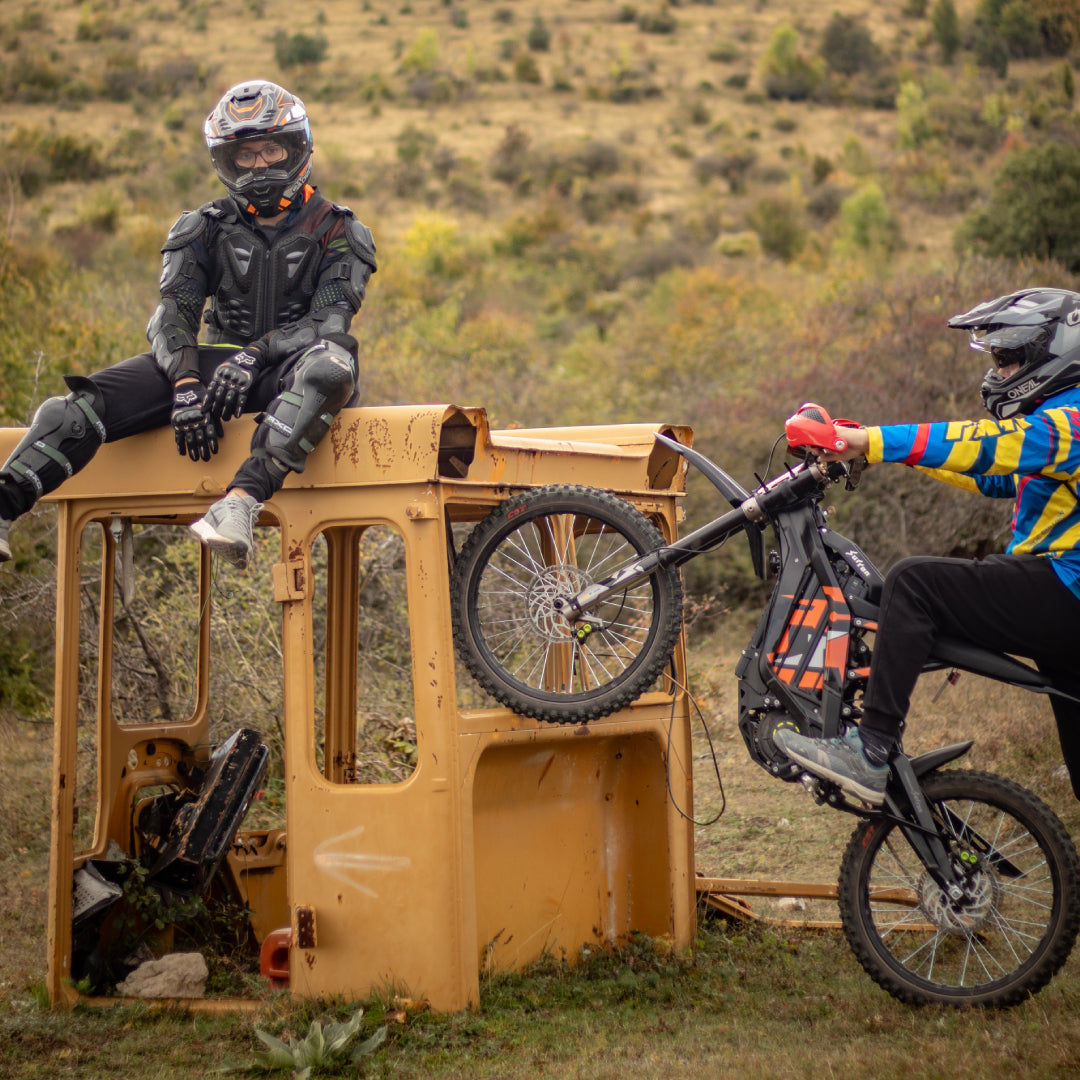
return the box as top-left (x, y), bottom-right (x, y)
top-left (927, 637), bottom-right (1044, 686)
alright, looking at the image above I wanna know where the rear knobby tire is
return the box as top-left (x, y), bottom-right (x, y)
top-left (450, 485), bottom-right (683, 722)
top-left (839, 769), bottom-right (1080, 1007)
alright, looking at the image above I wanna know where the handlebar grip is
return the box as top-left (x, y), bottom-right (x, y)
top-left (785, 402), bottom-right (856, 453)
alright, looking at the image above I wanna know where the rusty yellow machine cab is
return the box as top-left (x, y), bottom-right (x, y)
top-left (0, 405), bottom-right (697, 1012)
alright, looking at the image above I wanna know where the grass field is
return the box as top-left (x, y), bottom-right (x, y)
top-left (4, 624), bottom-right (1080, 1080)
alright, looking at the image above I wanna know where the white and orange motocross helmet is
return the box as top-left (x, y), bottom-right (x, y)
top-left (204, 80), bottom-right (313, 217)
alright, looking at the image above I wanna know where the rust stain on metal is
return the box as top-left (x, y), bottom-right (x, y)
top-left (537, 753), bottom-right (555, 789)
top-left (404, 412), bottom-right (440, 469)
top-left (367, 417), bottom-right (393, 471)
top-left (329, 415), bottom-right (366, 470)
top-left (296, 906), bottom-right (317, 949)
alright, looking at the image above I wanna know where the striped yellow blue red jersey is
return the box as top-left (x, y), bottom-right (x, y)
top-left (864, 387), bottom-right (1080, 599)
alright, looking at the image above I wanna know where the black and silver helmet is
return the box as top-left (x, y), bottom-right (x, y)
top-left (204, 80), bottom-right (313, 217)
top-left (948, 288), bottom-right (1080, 420)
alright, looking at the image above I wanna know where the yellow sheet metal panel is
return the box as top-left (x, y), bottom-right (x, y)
top-left (0, 406), bottom-right (690, 504)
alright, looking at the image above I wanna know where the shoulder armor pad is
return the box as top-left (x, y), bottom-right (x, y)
top-left (162, 206), bottom-right (211, 251)
top-left (344, 217), bottom-right (377, 270)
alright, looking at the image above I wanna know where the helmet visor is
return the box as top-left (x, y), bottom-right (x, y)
top-left (968, 325), bottom-right (1049, 369)
top-left (208, 131), bottom-right (310, 190)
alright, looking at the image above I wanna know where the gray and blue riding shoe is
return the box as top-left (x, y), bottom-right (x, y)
top-left (773, 725), bottom-right (889, 805)
top-left (189, 494), bottom-right (263, 570)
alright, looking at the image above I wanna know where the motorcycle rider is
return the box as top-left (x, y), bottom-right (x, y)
top-left (0, 79), bottom-right (376, 570)
top-left (775, 287), bottom-right (1080, 803)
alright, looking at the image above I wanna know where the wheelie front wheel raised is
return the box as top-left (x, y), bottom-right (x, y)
top-left (838, 769), bottom-right (1080, 1007)
top-left (450, 485), bottom-right (684, 722)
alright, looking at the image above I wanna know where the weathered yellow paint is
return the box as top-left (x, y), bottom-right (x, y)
top-left (3, 405), bottom-right (696, 1012)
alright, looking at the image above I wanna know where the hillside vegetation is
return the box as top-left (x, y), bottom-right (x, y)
top-left (5, 5), bottom-right (1080, 1065)
top-left (0, 0), bottom-right (1078, 699)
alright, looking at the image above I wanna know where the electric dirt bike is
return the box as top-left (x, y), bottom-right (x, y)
top-left (449, 404), bottom-right (1080, 1008)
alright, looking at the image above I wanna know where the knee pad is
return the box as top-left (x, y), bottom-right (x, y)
top-left (256, 339), bottom-right (356, 474)
top-left (0, 377), bottom-right (106, 498)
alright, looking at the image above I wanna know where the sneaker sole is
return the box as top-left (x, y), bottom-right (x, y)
top-left (782, 745), bottom-right (887, 805)
top-left (188, 519), bottom-right (250, 570)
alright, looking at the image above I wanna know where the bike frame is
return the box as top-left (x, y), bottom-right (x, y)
top-left (556, 433), bottom-right (1080, 898)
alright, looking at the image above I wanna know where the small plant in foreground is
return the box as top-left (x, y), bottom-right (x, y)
top-left (253, 1007), bottom-right (387, 1078)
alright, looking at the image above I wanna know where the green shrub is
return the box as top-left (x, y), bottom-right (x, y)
top-left (490, 124), bottom-right (533, 188)
top-left (2, 52), bottom-right (67, 103)
top-left (760, 23), bottom-right (823, 101)
top-left (514, 52), bottom-right (542, 84)
top-left (806, 182), bottom-right (845, 222)
top-left (931, 0), bottom-right (961, 63)
top-left (400, 27), bottom-right (439, 73)
top-left (273, 29), bottom-right (328, 68)
top-left (820, 13), bottom-right (880, 77)
top-left (958, 143), bottom-right (1080, 271)
top-left (707, 39), bottom-right (741, 63)
top-left (638, 6), bottom-right (677, 34)
top-left (527, 15), bottom-right (550, 51)
top-left (693, 149), bottom-right (757, 192)
top-left (999, 0), bottom-right (1043, 58)
top-left (606, 62), bottom-right (663, 103)
top-left (974, 27), bottom-right (1009, 76)
top-left (75, 11), bottom-right (132, 41)
top-left (896, 80), bottom-right (934, 149)
top-left (6, 127), bottom-right (108, 191)
top-left (579, 178), bottom-right (641, 223)
top-left (747, 194), bottom-right (806, 262)
top-left (836, 182), bottom-right (903, 257)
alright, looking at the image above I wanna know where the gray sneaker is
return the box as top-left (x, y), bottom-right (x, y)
top-left (189, 494), bottom-right (263, 570)
top-left (0, 519), bottom-right (10, 563)
top-left (773, 725), bottom-right (890, 805)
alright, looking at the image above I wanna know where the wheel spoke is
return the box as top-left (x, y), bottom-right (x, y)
top-left (841, 771), bottom-right (1079, 1006)
top-left (453, 488), bottom-right (683, 719)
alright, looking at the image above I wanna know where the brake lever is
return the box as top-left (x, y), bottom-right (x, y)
top-left (845, 455), bottom-right (868, 491)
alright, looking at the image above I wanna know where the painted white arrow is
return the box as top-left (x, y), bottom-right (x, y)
top-left (313, 825), bottom-right (412, 898)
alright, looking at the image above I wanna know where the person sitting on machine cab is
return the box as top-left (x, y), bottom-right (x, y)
top-left (775, 287), bottom-right (1080, 803)
top-left (0, 79), bottom-right (377, 570)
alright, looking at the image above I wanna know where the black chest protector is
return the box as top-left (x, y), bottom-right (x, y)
top-left (203, 196), bottom-right (339, 345)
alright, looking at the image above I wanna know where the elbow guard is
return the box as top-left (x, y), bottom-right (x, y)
top-left (147, 298), bottom-right (199, 381)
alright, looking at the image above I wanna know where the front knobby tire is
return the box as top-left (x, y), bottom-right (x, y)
top-left (839, 769), bottom-right (1080, 1007)
top-left (450, 485), bottom-right (684, 723)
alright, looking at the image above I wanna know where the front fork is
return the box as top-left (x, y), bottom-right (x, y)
top-left (887, 755), bottom-right (969, 902)
top-left (817, 742), bottom-right (978, 901)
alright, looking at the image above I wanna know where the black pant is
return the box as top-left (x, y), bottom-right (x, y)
top-left (1, 345), bottom-right (358, 517)
top-left (862, 553), bottom-right (1080, 797)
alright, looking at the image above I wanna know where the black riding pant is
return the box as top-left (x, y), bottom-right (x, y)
top-left (861, 553), bottom-right (1080, 796)
top-left (0, 345), bottom-right (358, 519)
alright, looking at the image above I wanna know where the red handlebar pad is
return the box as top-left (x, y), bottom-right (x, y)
top-left (785, 402), bottom-right (858, 453)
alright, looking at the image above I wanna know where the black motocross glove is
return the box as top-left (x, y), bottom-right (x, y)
top-left (171, 380), bottom-right (221, 462)
top-left (204, 347), bottom-right (261, 422)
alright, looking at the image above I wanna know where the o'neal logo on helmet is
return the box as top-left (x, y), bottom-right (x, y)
top-left (1007, 378), bottom-right (1039, 400)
